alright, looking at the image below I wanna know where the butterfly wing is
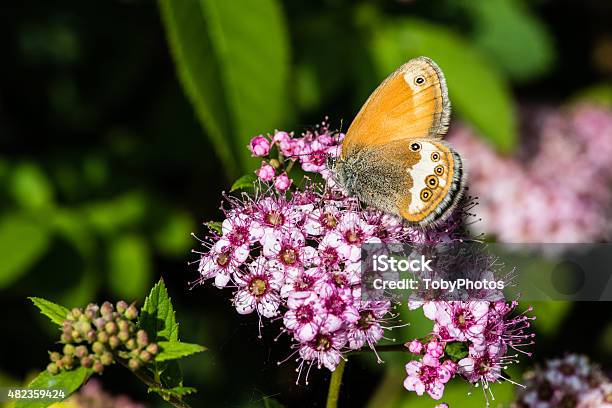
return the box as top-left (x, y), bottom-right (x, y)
top-left (339, 57), bottom-right (463, 226)
top-left (396, 139), bottom-right (464, 226)
top-left (342, 56), bottom-right (450, 157)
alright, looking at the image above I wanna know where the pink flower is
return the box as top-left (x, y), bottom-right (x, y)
top-left (273, 130), bottom-right (290, 144)
top-left (274, 172), bottom-right (292, 191)
top-left (299, 330), bottom-right (347, 371)
top-left (283, 291), bottom-right (324, 342)
top-left (256, 162), bottom-right (275, 182)
top-left (457, 345), bottom-right (504, 385)
top-left (198, 238), bottom-right (249, 288)
top-left (404, 359), bottom-right (454, 400)
top-left (233, 259), bottom-right (282, 317)
top-left (434, 301), bottom-right (489, 344)
top-left (262, 228), bottom-right (316, 275)
top-left (323, 212), bottom-right (379, 262)
top-left (346, 302), bottom-right (389, 351)
top-left (248, 135), bottom-right (271, 157)
top-left (407, 339), bottom-right (423, 354)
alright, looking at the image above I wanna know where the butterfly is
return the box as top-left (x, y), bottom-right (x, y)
top-left (335, 56), bottom-right (465, 227)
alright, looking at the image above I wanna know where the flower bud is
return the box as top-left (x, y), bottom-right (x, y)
top-left (117, 320), bottom-right (129, 332)
top-left (256, 162), bottom-right (275, 182)
top-left (125, 305), bottom-right (138, 320)
top-left (92, 342), bottom-right (105, 354)
top-left (76, 321), bottom-right (92, 335)
top-left (55, 359), bottom-right (64, 369)
top-left (116, 300), bottom-right (128, 314)
top-left (128, 358), bottom-right (140, 371)
top-left (136, 330), bottom-right (148, 347)
top-left (126, 339), bottom-right (136, 350)
top-left (81, 356), bottom-right (93, 368)
top-left (61, 355), bottom-right (74, 368)
top-left (86, 330), bottom-right (97, 343)
top-left (47, 363), bottom-right (59, 374)
top-left (70, 308), bottom-right (82, 319)
top-left (118, 330), bottom-right (130, 342)
top-left (139, 350), bottom-right (151, 362)
top-left (269, 158), bottom-right (281, 168)
top-left (145, 343), bottom-right (159, 355)
top-left (94, 317), bottom-right (106, 330)
top-left (49, 352), bottom-right (61, 362)
top-left (63, 344), bottom-right (75, 356)
top-left (61, 333), bottom-right (72, 343)
top-left (100, 352), bottom-right (113, 366)
top-left (71, 330), bottom-right (81, 341)
top-left (248, 135), bottom-right (271, 157)
top-left (104, 321), bottom-right (118, 335)
top-left (100, 301), bottom-right (113, 316)
top-left (108, 336), bottom-right (120, 349)
top-left (92, 361), bottom-right (104, 374)
top-left (75, 345), bottom-right (88, 358)
top-left (97, 331), bottom-right (109, 343)
top-left (86, 303), bottom-right (99, 314)
top-left (274, 172), bottom-right (292, 192)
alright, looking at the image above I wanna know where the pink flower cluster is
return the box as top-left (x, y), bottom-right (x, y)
top-left (405, 300), bottom-right (535, 400)
top-left (513, 354), bottom-right (612, 408)
top-left (251, 122), bottom-right (343, 191)
top-left (197, 184), bottom-right (408, 375)
top-left (449, 104), bottom-right (612, 243)
top-left (195, 122), bottom-right (535, 400)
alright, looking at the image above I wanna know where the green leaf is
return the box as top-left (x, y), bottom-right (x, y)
top-left (156, 341), bottom-right (206, 362)
top-left (466, 0), bottom-right (555, 82)
top-left (29, 297), bottom-right (70, 326)
top-left (444, 341), bottom-right (469, 362)
top-left (0, 213), bottom-right (51, 288)
top-left (139, 279), bottom-right (179, 342)
top-left (158, 0), bottom-right (291, 175)
top-left (108, 234), bottom-right (152, 299)
top-left (15, 367), bottom-right (89, 408)
top-left (368, 18), bottom-right (517, 152)
top-left (230, 173), bottom-right (257, 192)
top-left (9, 162), bottom-right (54, 210)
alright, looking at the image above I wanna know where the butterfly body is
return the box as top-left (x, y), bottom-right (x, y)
top-left (336, 57), bottom-right (465, 227)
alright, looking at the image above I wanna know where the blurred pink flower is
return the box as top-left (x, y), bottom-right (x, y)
top-left (449, 104), bottom-right (612, 243)
top-left (513, 354), bottom-right (612, 408)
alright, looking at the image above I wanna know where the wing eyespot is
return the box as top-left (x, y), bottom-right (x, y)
top-left (414, 75), bottom-right (426, 86)
top-left (434, 165), bottom-right (444, 176)
top-left (426, 175), bottom-right (438, 188)
top-left (410, 142), bottom-right (421, 152)
top-left (420, 188), bottom-right (433, 201)
top-left (431, 152), bottom-right (440, 162)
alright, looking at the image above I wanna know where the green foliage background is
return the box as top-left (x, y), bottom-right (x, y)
top-left (0, 0), bottom-right (611, 407)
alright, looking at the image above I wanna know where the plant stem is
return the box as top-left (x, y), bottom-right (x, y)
top-left (116, 356), bottom-right (191, 408)
top-left (326, 358), bottom-right (346, 408)
top-left (350, 343), bottom-right (408, 355)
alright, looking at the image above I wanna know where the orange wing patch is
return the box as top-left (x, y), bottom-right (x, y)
top-left (342, 57), bottom-right (450, 158)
